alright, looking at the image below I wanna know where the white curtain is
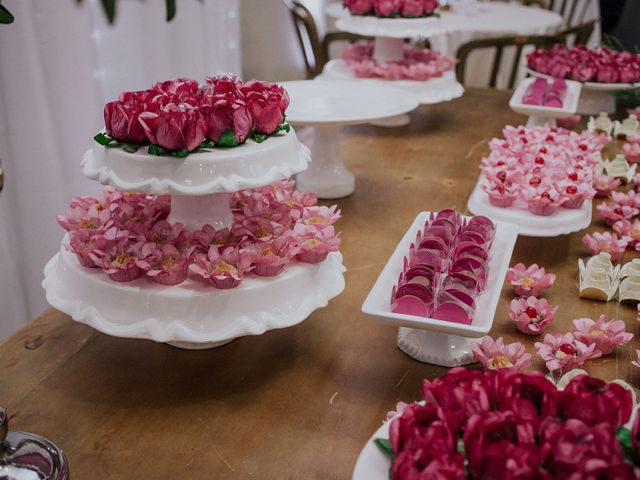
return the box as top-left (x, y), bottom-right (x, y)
top-left (0, 0), bottom-right (241, 339)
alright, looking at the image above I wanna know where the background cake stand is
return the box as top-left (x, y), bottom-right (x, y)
top-left (361, 211), bottom-right (518, 367)
top-left (43, 128), bottom-right (347, 349)
top-left (526, 68), bottom-right (640, 115)
top-left (281, 80), bottom-right (419, 199)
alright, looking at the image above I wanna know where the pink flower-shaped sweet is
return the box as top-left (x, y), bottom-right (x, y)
top-left (200, 91), bottom-right (252, 146)
top-left (596, 202), bottom-right (639, 225)
top-left (523, 188), bottom-right (562, 216)
top-left (534, 332), bottom-right (601, 374)
top-left (481, 182), bottom-right (517, 208)
top-left (632, 349), bottom-right (640, 368)
top-left (136, 243), bottom-right (189, 286)
top-left (613, 219), bottom-right (640, 246)
top-left (301, 205), bottom-right (341, 229)
top-left (470, 336), bottom-right (531, 371)
top-left (634, 173), bottom-right (640, 190)
top-left (293, 224), bottom-right (341, 264)
top-left (556, 114), bottom-right (581, 129)
top-left (189, 246), bottom-right (253, 289)
top-left (138, 103), bottom-right (207, 152)
top-left (240, 80), bottom-right (290, 135)
top-left (593, 174), bottom-right (621, 198)
top-left (508, 296), bottom-right (557, 335)
top-left (190, 224), bottom-right (235, 253)
top-left (624, 141), bottom-right (640, 164)
top-left (65, 229), bottom-right (115, 268)
top-left (611, 189), bottom-right (640, 208)
top-left (90, 238), bottom-right (144, 282)
top-left (505, 263), bottom-right (556, 297)
top-left (146, 220), bottom-right (189, 249)
top-left (385, 401), bottom-right (409, 421)
top-left (558, 181), bottom-right (594, 209)
top-left (572, 315), bottom-right (633, 355)
top-left (344, 0), bottom-right (374, 15)
top-left (244, 236), bottom-right (296, 277)
top-left (581, 231), bottom-right (628, 261)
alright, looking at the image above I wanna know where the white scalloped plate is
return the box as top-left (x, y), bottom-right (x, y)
top-left (335, 12), bottom-right (445, 38)
top-left (319, 60), bottom-right (464, 105)
top-left (82, 128), bottom-right (311, 196)
top-left (525, 67), bottom-right (640, 92)
top-left (43, 242), bottom-right (346, 347)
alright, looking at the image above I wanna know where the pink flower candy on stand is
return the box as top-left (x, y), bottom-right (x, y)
top-left (624, 141), bottom-right (640, 164)
top-left (344, 0), bottom-right (374, 15)
top-left (572, 315), bottom-right (633, 355)
top-left (399, 0), bottom-right (424, 17)
top-left (534, 332), bottom-right (600, 374)
top-left (136, 243), bottom-right (189, 286)
top-left (611, 189), bottom-right (640, 208)
top-left (470, 336), bottom-right (531, 371)
top-left (293, 224), bottom-right (341, 264)
top-left (581, 231), bottom-right (628, 262)
top-left (596, 202), bottom-right (639, 226)
top-left (103, 101), bottom-right (149, 143)
top-left (245, 237), bottom-right (296, 277)
top-left (556, 114), bottom-right (581, 129)
top-left (508, 296), bottom-right (557, 335)
top-left (189, 246), bottom-right (253, 289)
top-left (505, 263), bottom-right (556, 297)
top-left (523, 187), bottom-right (562, 216)
top-left (373, 0), bottom-right (401, 17)
top-left (200, 91), bottom-right (252, 146)
top-left (593, 174), bottom-right (621, 198)
top-left (613, 219), bottom-right (640, 246)
top-left (90, 239), bottom-right (145, 283)
top-left (240, 80), bottom-right (290, 135)
top-left (139, 104), bottom-right (207, 152)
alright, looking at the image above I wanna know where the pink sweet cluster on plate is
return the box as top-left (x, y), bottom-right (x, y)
top-left (480, 125), bottom-right (607, 215)
top-left (56, 181), bottom-right (341, 288)
top-left (382, 368), bottom-right (638, 479)
top-left (341, 42), bottom-right (457, 81)
top-left (101, 75), bottom-right (290, 153)
top-left (390, 209), bottom-right (495, 325)
top-left (522, 77), bottom-right (567, 108)
top-left (344, 0), bottom-right (438, 17)
top-left (527, 44), bottom-right (640, 84)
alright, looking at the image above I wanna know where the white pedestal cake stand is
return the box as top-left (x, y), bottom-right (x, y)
top-left (280, 80), bottom-right (419, 199)
top-left (526, 68), bottom-right (640, 115)
top-left (43, 129), bottom-right (347, 349)
top-left (361, 212), bottom-right (518, 367)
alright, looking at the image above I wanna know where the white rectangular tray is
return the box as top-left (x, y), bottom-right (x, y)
top-left (509, 77), bottom-right (582, 118)
top-left (361, 211), bottom-right (518, 338)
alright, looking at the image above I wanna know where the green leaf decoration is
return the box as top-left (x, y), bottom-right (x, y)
top-left (120, 142), bottom-right (139, 153)
top-left (166, 0), bottom-right (176, 21)
top-left (148, 144), bottom-right (167, 156)
top-left (171, 148), bottom-right (189, 158)
top-left (0, 4), bottom-right (15, 24)
top-left (200, 139), bottom-right (215, 149)
top-left (100, 0), bottom-right (116, 24)
top-left (94, 132), bottom-right (114, 146)
top-left (251, 132), bottom-right (268, 144)
top-left (456, 438), bottom-right (466, 456)
top-left (617, 427), bottom-right (634, 463)
top-left (374, 438), bottom-right (394, 459)
top-left (217, 129), bottom-right (239, 148)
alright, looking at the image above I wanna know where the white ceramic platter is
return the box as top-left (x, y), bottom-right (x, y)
top-left (361, 211), bottom-right (518, 338)
top-left (335, 12), bottom-right (445, 38)
top-left (320, 60), bottom-right (464, 105)
top-left (82, 128), bottom-right (311, 196)
top-left (525, 67), bottom-right (640, 91)
top-left (352, 419), bottom-right (392, 480)
top-left (467, 176), bottom-right (592, 237)
top-left (509, 77), bottom-right (582, 119)
top-left (280, 80), bottom-right (420, 126)
top-left (43, 240), bottom-right (346, 348)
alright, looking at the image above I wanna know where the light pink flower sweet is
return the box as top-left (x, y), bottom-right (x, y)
top-left (581, 231), bottom-right (628, 261)
top-left (505, 263), bottom-right (556, 297)
top-left (523, 188), bottom-right (562, 216)
top-left (293, 224), bottom-right (341, 264)
top-left (146, 220), bottom-right (189, 249)
top-left (624, 141), bottom-right (640, 164)
top-left (593, 174), bottom-right (622, 198)
top-left (189, 246), bottom-right (253, 289)
top-left (65, 229), bottom-right (113, 268)
top-left (136, 243), bottom-right (189, 286)
top-left (190, 225), bottom-right (235, 253)
top-left (470, 336), bottom-right (531, 371)
top-left (613, 219), bottom-right (640, 246)
top-left (90, 238), bottom-right (145, 282)
top-left (301, 205), bottom-right (341, 229)
top-left (244, 237), bottom-right (296, 277)
top-left (534, 332), bottom-right (601, 374)
top-left (632, 349), bottom-right (640, 368)
top-left (572, 315), bottom-right (633, 355)
top-left (596, 202), bottom-right (639, 225)
top-left (385, 401), bottom-right (409, 421)
top-left (508, 296), bottom-right (557, 335)
top-left (611, 189), bottom-right (640, 208)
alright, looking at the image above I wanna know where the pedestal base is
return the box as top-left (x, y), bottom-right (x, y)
top-left (577, 89), bottom-right (616, 115)
top-left (397, 327), bottom-right (477, 367)
top-left (373, 36), bottom-right (405, 63)
top-left (167, 192), bottom-right (233, 230)
top-left (168, 338), bottom-right (234, 349)
top-left (369, 114), bottom-right (411, 127)
top-left (295, 125), bottom-right (356, 199)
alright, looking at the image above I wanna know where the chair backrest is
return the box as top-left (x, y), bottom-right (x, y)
top-left (455, 34), bottom-right (561, 89)
top-left (282, 0), bottom-right (325, 79)
top-left (555, 19), bottom-right (597, 46)
top-left (529, 0), bottom-right (594, 28)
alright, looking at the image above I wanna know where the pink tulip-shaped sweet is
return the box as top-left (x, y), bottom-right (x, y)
top-left (373, 0), bottom-right (401, 16)
top-left (200, 91), bottom-right (252, 146)
top-left (572, 315), bottom-right (633, 355)
top-left (344, 0), bottom-right (374, 15)
top-left (509, 296), bottom-right (557, 335)
top-left (199, 74), bottom-right (242, 97)
top-left (103, 101), bottom-right (149, 143)
top-left (593, 174), bottom-right (622, 198)
top-left (139, 104), bottom-right (207, 152)
top-left (611, 189), bottom-right (640, 208)
top-left (534, 332), bottom-right (601, 374)
top-left (471, 336), bottom-right (531, 371)
top-left (399, 0), bottom-right (424, 17)
top-left (153, 77), bottom-right (199, 102)
top-left (505, 263), bottom-right (556, 297)
top-left (582, 231), bottom-right (628, 262)
top-left (240, 80), bottom-right (290, 135)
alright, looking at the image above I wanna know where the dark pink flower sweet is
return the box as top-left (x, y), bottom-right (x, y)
top-left (493, 369), bottom-right (559, 424)
top-left (505, 263), bottom-right (556, 297)
top-left (534, 332), bottom-right (600, 374)
top-left (200, 91), bottom-right (252, 146)
top-left (423, 0), bottom-right (439, 14)
top-left (199, 74), bottom-right (242, 97)
top-left (153, 77), bottom-right (199, 102)
top-left (190, 225), bottom-right (235, 253)
top-left (508, 296), bottom-right (557, 335)
top-left (633, 404), bottom-right (640, 463)
top-left (344, 0), bottom-right (374, 15)
top-left (373, 0), bottom-right (401, 17)
top-left (139, 104), bottom-right (207, 151)
top-left (399, 0), bottom-right (424, 16)
top-left (392, 448), bottom-right (466, 480)
top-left (559, 373), bottom-right (633, 428)
top-left (556, 114), bottom-right (581, 129)
top-left (470, 336), bottom-right (531, 371)
top-left (240, 80), bottom-right (290, 135)
top-left (65, 229), bottom-right (114, 268)
top-left (572, 314), bottom-right (633, 355)
top-left (103, 101), bottom-right (148, 143)
top-left (389, 403), bottom-right (456, 455)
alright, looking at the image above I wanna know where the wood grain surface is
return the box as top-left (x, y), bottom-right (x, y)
top-left (1, 88), bottom-right (637, 479)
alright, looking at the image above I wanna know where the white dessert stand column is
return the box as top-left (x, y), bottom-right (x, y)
top-left (167, 193), bottom-right (233, 230)
top-left (281, 80), bottom-right (419, 199)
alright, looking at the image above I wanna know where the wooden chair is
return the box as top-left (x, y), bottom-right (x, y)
top-left (555, 19), bottom-right (597, 46)
top-left (455, 34), bottom-right (561, 89)
top-left (523, 0), bottom-right (594, 28)
top-left (283, 0), bottom-right (370, 78)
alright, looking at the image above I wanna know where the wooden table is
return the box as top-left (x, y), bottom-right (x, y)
top-left (1, 88), bottom-right (637, 479)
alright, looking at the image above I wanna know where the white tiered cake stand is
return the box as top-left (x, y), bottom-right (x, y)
top-left (281, 80), bottom-right (419, 199)
top-left (325, 11), bottom-right (464, 109)
top-left (42, 129), bottom-right (347, 349)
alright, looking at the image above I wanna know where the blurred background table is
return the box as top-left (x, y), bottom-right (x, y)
top-left (1, 88), bottom-right (637, 480)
